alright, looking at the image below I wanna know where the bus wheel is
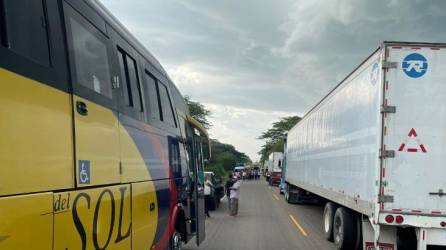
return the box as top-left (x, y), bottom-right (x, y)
top-left (333, 207), bottom-right (356, 250)
top-left (170, 229), bottom-right (182, 250)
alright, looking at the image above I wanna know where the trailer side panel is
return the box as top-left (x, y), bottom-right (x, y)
top-left (286, 50), bottom-right (383, 215)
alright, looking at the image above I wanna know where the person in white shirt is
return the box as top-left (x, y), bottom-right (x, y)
top-left (204, 176), bottom-right (213, 218)
top-left (230, 175), bottom-right (241, 216)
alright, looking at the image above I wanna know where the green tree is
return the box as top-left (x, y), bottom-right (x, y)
top-left (184, 97), bottom-right (251, 179)
top-left (210, 140), bottom-right (250, 171)
top-left (184, 96), bottom-right (211, 129)
top-left (258, 116), bottom-right (301, 163)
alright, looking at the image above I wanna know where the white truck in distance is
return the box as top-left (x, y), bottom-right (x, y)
top-left (284, 42), bottom-right (446, 250)
top-left (267, 152), bottom-right (283, 186)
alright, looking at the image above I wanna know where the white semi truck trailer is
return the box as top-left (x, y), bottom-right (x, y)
top-left (267, 152), bottom-right (283, 186)
top-left (284, 42), bottom-right (446, 250)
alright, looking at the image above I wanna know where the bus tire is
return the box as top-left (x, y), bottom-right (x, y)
top-left (170, 229), bottom-right (182, 250)
top-left (323, 202), bottom-right (337, 242)
top-left (333, 207), bottom-right (356, 250)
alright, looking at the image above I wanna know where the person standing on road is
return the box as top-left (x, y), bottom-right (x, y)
top-left (225, 173), bottom-right (234, 212)
top-left (230, 175), bottom-right (241, 216)
top-left (204, 176), bottom-right (213, 218)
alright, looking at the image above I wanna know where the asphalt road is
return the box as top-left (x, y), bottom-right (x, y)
top-left (184, 179), bottom-right (335, 250)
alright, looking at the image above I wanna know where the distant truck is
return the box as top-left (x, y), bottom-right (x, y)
top-left (233, 166), bottom-right (245, 173)
top-left (284, 42), bottom-right (446, 250)
top-left (267, 152), bottom-right (283, 186)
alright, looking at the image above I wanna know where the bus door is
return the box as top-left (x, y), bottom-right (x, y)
top-left (189, 130), bottom-right (206, 245)
top-left (63, 1), bottom-right (121, 187)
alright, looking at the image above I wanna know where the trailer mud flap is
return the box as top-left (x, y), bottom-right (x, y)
top-left (362, 219), bottom-right (396, 250)
top-left (365, 242), bottom-right (394, 250)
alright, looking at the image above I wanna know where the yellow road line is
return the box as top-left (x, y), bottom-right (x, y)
top-left (289, 214), bottom-right (308, 237)
top-left (273, 194), bottom-right (280, 201)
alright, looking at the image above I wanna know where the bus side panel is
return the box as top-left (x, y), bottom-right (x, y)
top-left (119, 121), bottom-right (175, 249)
top-left (151, 178), bottom-right (171, 250)
top-left (0, 69), bottom-right (73, 196)
top-left (73, 96), bottom-right (121, 187)
top-left (54, 185), bottom-right (131, 250)
top-left (119, 115), bottom-right (151, 182)
top-left (0, 192), bottom-right (53, 250)
top-left (132, 181), bottom-right (159, 250)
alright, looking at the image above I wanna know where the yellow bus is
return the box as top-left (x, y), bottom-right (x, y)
top-left (0, 0), bottom-right (209, 249)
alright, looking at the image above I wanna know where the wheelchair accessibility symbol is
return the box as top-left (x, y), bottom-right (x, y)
top-left (79, 160), bottom-right (90, 184)
top-left (402, 53), bottom-right (428, 78)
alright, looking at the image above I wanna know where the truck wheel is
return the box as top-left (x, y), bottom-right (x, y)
top-left (285, 185), bottom-right (291, 203)
top-left (333, 207), bottom-right (356, 250)
top-left (323, 202), bottom-right (337, 242)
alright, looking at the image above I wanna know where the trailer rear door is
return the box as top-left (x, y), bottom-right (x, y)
top-left (382, 44), bottom-right (446, 214)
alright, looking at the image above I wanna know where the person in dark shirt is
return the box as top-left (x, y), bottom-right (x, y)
top-left (225, 173), bottom-right (234, 212)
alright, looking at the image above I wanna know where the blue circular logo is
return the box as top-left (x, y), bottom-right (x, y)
top-left (370, 62), bottom-right (379, 85)
top-left (402, 53), bottom-right (428, 78)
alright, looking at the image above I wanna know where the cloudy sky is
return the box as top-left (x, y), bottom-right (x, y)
top-left (100, 0), bottom-right (446, 161)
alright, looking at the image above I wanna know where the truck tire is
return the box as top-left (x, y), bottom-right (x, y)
top-left (333, 207), bottom-right (356, 250)
top-left (285, 185), bottom-right (292, 203)
top-left (323, 202), bottom-right (337, 242)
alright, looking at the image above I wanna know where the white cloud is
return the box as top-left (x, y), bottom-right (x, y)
top-left (205, 103), bottom-right (297, 160)
top-left (100, 0), bottom-right (446, 161)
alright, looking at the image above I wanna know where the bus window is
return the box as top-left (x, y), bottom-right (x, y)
top-left (118, 50), bottom-right (131, 106)
top-left (117, 48), bottom-right (143, 111)
top-left (1, 0), bottom-right (50, 66)
top-left (158, 82), bottom-right (177, 128)
top-left (67, 13), bottom-right (112, 98)
top-left (143, 70), bottom-right (161, 121)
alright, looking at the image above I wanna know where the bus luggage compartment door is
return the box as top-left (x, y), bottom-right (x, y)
top-left (53, 184), bottom-right (131, 250)
top-left (0, 192), bottom-right (53, 250)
